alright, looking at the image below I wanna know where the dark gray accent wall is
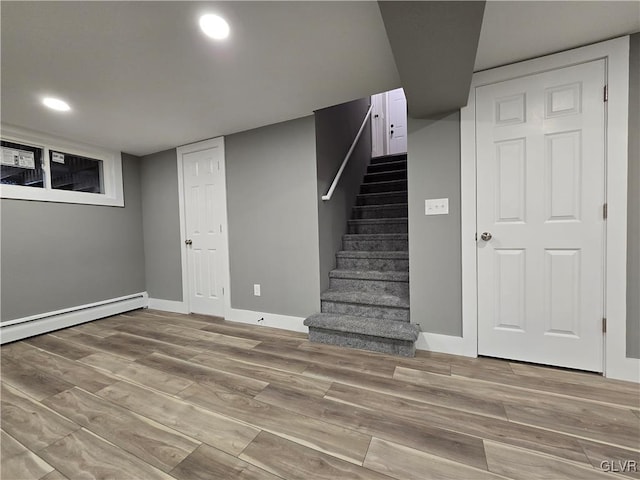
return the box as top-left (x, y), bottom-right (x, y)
top-left (140, 148), bottom-right (183, 301)
top-left (0, 153), bottom-right (145, 322)
top-left (627, 32), bottom-right (640, 359)
top-left (378, 1), bottom-right (485, 117)
top-left (407, 112), bottom-right (462, 336)
top-left (225, 116), bottom-right (321, 318)
top-left (316, 98), bottom-right (372, 292)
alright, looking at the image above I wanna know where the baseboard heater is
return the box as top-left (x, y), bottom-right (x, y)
top-left (0, 292), bottom-right (149, 344)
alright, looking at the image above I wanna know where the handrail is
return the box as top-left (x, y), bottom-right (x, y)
top-left (322, 104), bottom-right (373, 201)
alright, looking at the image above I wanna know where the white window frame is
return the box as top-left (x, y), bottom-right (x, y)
top-left (460, 36), bottom-right (637, 382)
top-left (0, 124), bottom-right (124, 207)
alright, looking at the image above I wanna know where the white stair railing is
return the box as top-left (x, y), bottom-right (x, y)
top-left (322, 104), bottom-right (373, 201)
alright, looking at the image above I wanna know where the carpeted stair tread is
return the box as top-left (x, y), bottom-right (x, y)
top-left (357, 191), bottom-right (408, 199)
top-left (371, 153), bottom-right (407, 164)
top-left (329, 269), bottom-right (409, 282)
top-left (336, 250), bottom-right (408, 259)
top-left (352, 203), bottom-right (408, 211)
top-left (361, 179), bottom-right (407, 187)
top-left (341, 233), bottom-right (409, 252)
top-left (343, 233), bottom-right (408, 241)
top-left (351, 203), bottom-right (408, 220)
top-left (360, 179), bottom-right (407, 194)
top-left (348, 218), bottom-right (408, 234)
top-left (348, 218), bottom-right (408, 225)
top-left (367, 160), bottom-right (407, 174)
top-left (356, 191), bottom-right (408, 206)
top-left (304, 313), bottom-right (419, 342)
top-left (364, 170), bottom-right (407, 183)
top-left (321, 290), bottom-right (410, 309)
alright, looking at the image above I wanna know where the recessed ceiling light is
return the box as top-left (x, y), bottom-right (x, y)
top-left (199, 14), bottom-right (230, 40)
top-left (42, 97), bottom-right (71, 112)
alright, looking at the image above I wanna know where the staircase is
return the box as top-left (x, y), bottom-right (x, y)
top-left (304, 153), bottom-right (420, 356)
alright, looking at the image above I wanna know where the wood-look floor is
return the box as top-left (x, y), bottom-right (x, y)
top-left (1, 309), bottom-right (639, 480)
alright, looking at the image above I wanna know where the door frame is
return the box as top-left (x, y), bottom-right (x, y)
top-left (371, 92), bottom-right (387, 157)
top-left (460, 36), bottom-right (636, 381)
top-left (176, 136), bottom-right (231, 319)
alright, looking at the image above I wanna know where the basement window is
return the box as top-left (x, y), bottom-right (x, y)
top-left (0, 125), bottom-right (123, 206)
top-left (49, 151), bottom-right (104, 194)
top-left (1, 141), bottom-right (45, 188)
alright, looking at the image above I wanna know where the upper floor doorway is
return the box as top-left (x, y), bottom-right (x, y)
top-left (371, 88), bottom-right (407, 157)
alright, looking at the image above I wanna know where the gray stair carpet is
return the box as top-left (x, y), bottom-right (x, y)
top-left (304, 152), bottom-right (420, 357)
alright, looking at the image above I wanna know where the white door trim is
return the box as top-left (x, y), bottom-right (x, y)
top-left (460, 36), bottom-right (637, 382)
top-left (371, 93), bottom-right (387, 158)
top-left (176, 137), bottom-right (231, 319)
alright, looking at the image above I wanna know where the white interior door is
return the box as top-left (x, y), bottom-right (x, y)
top-left (181, 141), bottom-right (227, 316)
top-left (387, 88), bottom-right (407, 154)
top-left (476, 60), bottom-right (606, 372)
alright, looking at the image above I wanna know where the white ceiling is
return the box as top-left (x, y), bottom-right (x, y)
top-left (1, 2), bottom-right (400, 156)
top-left (1, 1), bottom-right (639, 157)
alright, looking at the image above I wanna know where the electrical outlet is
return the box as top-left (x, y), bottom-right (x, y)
top-left (425, 198), bottom-right (449, 215)
top-left (253, 284), bottom-right (261, 296)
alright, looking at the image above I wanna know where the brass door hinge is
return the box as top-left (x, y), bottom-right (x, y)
top-left (602, 317), bottom-right (607, 333)
top-left (603, 203), bottom-right (608, 220)
top-left (604, 85), bottom-right (608, 102)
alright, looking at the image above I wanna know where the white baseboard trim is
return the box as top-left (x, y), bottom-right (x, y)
top-left (225, 308), bottom-right (308, 333)
top-left (416, 331), bottom-right (477, 358)
top-left (0, 292), bottom-right (148, 344)
top-left (148, 298), bottom-right (188, 314)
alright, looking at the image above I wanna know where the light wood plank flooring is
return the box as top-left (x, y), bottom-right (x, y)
top-left (2, 309), bottom-right (639, 479)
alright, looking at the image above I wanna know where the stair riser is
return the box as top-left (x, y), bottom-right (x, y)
top-left (308, 328), bottom-right (416, 357)
top-left (321, 300), bottom-right (410, 322)
top-left (352, 205), bottom-right (408, 220)
top-left (329, 277), bottom-right (409, 296)
top-left (367, 161), bottom-right (407, 174)
top-left (348, 222), bottom-right (408, 234)
top-left (360, 181), bottom-right (407, 194)
top-left (364, 171), bottom-right (407, 183)
top-left (342, 239), bottom-right (408, 251)
top-left (336, 256), bottom-right (409, 271)
top-left (371, 154), bottom-right (407, 165)
top-left (356, 193), bottom-right (407, 206)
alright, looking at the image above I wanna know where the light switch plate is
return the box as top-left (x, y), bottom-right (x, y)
top-left (253, 284), bottom-right (261, 296)
top-left (425, 198), bottom-right (449, 215)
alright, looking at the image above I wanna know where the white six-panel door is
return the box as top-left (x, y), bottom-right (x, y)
top-left (387, 88), bottom-right (407, 155)
top-left (371, 88), bottom-right (407, 157)
top-left (476, 59), bottom-right (606, 372)
top-left (182, 144), bottom-right (226, 316)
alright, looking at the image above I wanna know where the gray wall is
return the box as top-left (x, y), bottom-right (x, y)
top-left (378, 1), bottom-right (485, 117)
top-left (0, 153), bottom-right (146, 322)
top-left (140, 148), bottom-right (183, 301)
top-left (316, 98), bottom-right (372, 292)
top-left (627, 32), bottom-right (640, 359)
top-left (407, 112), bottom-right (462, 336)
top-left (226, 116), bottom-right (321, 318)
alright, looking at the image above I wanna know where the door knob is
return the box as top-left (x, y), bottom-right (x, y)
top-left (480, 232), bottom-right (492, 241)
top-left (185, 239), bottom-right (193, 246)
